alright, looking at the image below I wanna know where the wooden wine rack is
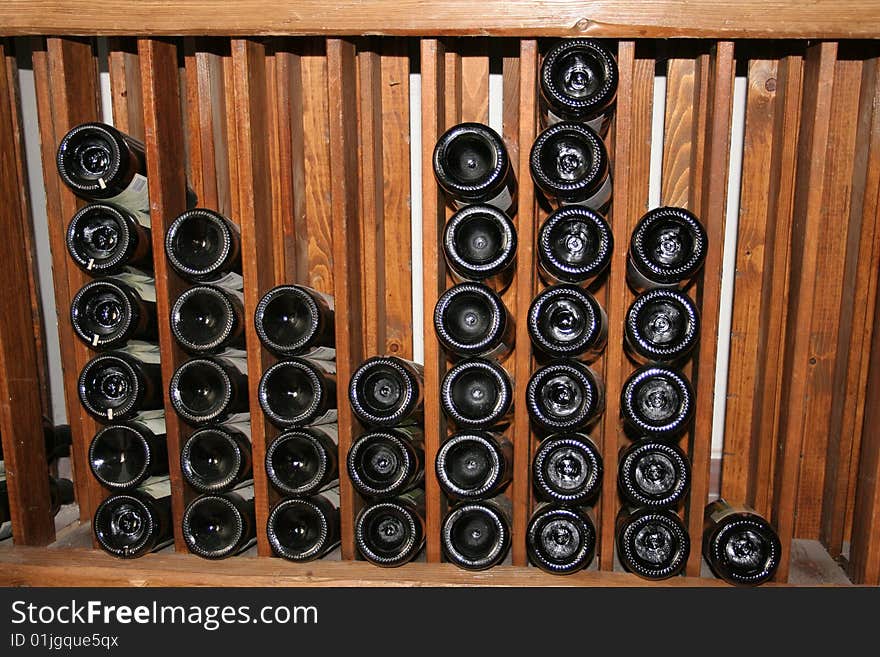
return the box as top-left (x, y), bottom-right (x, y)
top-left (1, 1), bottom-right (879, 587)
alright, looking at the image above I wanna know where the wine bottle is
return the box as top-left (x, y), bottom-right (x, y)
top-left (254, 285), bottom-right (335, 360)
top-left (434, 283), bottom-right (514, 359)
top-left (171, 284), bottom-right (246, 355)
top-left (537, 205), bottom-right (613, 286)
top-left (267, 489), bottom-right (341, 562)
top-left (1, 422), bottom-right (74, 463)
top-left (440, 358), bottom-right (512, 429)
top-left (78, 346), bottom-right (163, 422)
top-left (70, 273), bottom-right (158, 350)
top-left (433, 122), bottom-right (516, 213)
top-left (67, 203), bottom-right (152, 275)
top-left (530, 122), bottom-right (611, 211)
top-left (349, 356), bottom-right (424, 427)
top-left (616, 506), bottom-right (690, 580)
top-left (620, 365), bottom-right (694, 439)
top-left (441, 496), bottom-right (511, 570)
top-left (618, 440), bottom-right (690, 508)
top-left (624, 288), bottom-right (700, 365)
top-left (526, 360), bottom-right (605, 432)
top-left (93, 478), bottom-right (173, 559)
top-left (89, 415), bottom-right (168, 490)
top-left (527, 504), bottom-right (596, 575)
top-left (182, 487), bottom-right (256, 559)
top-left (258, 358), bottom-right (336, 428)
top-left (540, 39), bottom-right (618, 133)
top-left (436, 431), bottom-right (512, 500)
top-left (347, 426), bottom-right (424, 499)
top-left (181, 425), bottom-right (253, 494)
top-left (169, 355), bottom-right (249, 426)
top-left (355, 489), bottom-right (425, 567)
top-left (532, 433), bottom-right (602, 505)
top-left (703, 499), bottom-right (781, 586)
top-left (627, 207), bottom-right (708, 292)
top-left (56, 122), bottom-right (151, 214)
top-left (265, 425), bottom-right (338, 497)
top-left (528, 284), bottom-right (607, 360)
top-left (165, 208), bottom-right (241, 282)
top-left (0, 475), bottom-right (74, 524)
top-left (443, 204), bottom-right (517, 293)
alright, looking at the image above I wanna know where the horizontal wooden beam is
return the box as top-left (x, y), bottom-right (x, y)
top-left (0, 1), bottom-right (878, 38)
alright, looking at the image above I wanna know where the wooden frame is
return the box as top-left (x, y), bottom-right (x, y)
top-left (1, 4), bottom-right (880, 586)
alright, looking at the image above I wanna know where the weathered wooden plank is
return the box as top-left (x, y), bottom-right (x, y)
top-left (773, 41), bottom-right (838, 582)
top-left (2, 1), bottom-right (879, 39)
top-left (327, 38), bottom-right (365, 560)
top-left (0, 40), bottom-right (55, 545)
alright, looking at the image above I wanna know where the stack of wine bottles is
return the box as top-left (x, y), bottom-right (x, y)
top-left (56, 121), bottom-right (178, 558)
top-left (518, 38), bottom-right (620, 574)
top-left (348, 355), bottom-right (426, 566)
top-left (0, 423), bottom-right (74, 539)
top-left (256, 283), bottom-right (340, 562)
top-left (614, 206), bottom-right (705, 580)
top-left (431, 85), bottom-right (521, 570)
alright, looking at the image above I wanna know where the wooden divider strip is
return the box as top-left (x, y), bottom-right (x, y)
top-left (0, 40), bottom-right (54, 545)
top-left (746, 54), bottom-right (803, 519)
top-left (599, 41), bottom-right (655, 571)
top-left (108, 38), bottom-right (144, 139)
top-left (327, 38), bottom-right (365, 559)
top-left (419, 38), bottom-right (447, 563)
top-left (821, 50), bottom-right (880, 552)
top-left (138, 37), bottom-right (196, 551)
top-left (792, 56), bottom-right (863, 539)
top-left (772, 41), bottom-right (838, 582)
top-left (721, 57), bottom-right (778, 504)
top-left (32, 37), bottom-right (102, 524)
top-left (230, 38), bottom-right (278, 557)
top-left (510, 39), bottom-right (537, 567)
top-left (686, 42), bottom-right (734, 577)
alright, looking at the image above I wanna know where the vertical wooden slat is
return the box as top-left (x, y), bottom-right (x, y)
top-left (685, 42), bottom-right (734, 577)
top-left (138, 37), bottom-right (194, 551)
top-left (32, 37), bottom-right (102, 524)
top-left (721, 57), bottom-right (779, 504)
top-left (459, 39), bottom-right (489, 125)
top-left (230, 38), bottom-right (279, 557)
top-left (773, 41), bottom-right (838, 582)
top-left (792, 55), bottom-right (863, 539)
top-left (380, 40), bottom-right (413, 359)
top-left (830, 54), bottom-right (880, 569)
top-left (107, 38), bottom-right (144, 139)
top-left (599, 42), bottom-right (655, 571)
top-left (746, 54), bottom-right (803, 518)
top-left (327, 38), bottom-right (364, 560)
top-left (0, 39), bottom-right (54, 545)
top-left (420, 38), bottom-right (447, 563)
top-left (510, 38), bottom-right (537, 567)
top-left (661, 57), bottom-right (697, 206)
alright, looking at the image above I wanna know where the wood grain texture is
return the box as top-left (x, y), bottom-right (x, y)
top-left (510, 39), bottom-right (536, 567)
top-left (793, 56), bottom-right (863, 539)
top-left (599, 42), bottom-right (654, 571)
top-left (230, 38), bottom-right (279, 557)
top-left (138, 37), bottom-right (195, 551)
top-left (721, 58), bottom-right (778, 504)
top-left (685, 42), bottom-right (734, 577)
top-left (661, 58), bottom-right (696, 207)
top-left (822, 51), bottom-right (880, 556)
top-left (32, 37), bottom-right (103, 525)
top-left (420, 38), bottom-right (447, 563)
top-left (2, 1), bottom-right (880, 38)
top-left (327, 38), bottom-right (365, 560)
top-left (0, 537), bottom-right (730, 587)
top-left (108, 38), bottom-right (144, 139)
top-left (0, 40), bottom-right (54, 545)
top-left (773, 41), bottom-right (838, 582)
